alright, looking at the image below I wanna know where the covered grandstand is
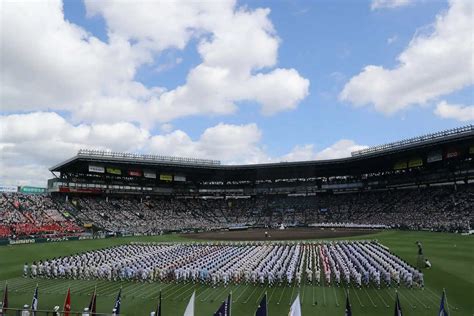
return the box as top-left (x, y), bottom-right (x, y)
top-left (48, 125), bottom-right (474, 195)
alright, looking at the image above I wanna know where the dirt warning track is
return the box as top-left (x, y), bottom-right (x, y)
top-left (183, 227), bottom-right (380, 241)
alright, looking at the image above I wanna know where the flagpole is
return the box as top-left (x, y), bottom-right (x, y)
top-left (265, 291), bottom-right (268, 316)
top-left (90, 285), bottom-right (97, 316)
top-left (444, 288), bottom-right (450, 315)
top-left (2, 280), bottom-right (7, 309)
top-left (62, 287), bottom-right (67, 312)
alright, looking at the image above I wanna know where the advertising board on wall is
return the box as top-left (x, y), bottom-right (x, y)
top-left (0, 185), bottom-right (18, 193)
top-left (89, 165), bottom-right (105, 173)
top-left (106, 167), bottom-right (122, 175)
top-left (19, 186), bottom-right (46, 194)
top-left (144, 170), bottom-right (157, 179)
top-left (174, 175), bottom-right (186, 182)
top-left (393, 161), bottom-right (407, 170)
top-left (160, 174), bottom-right (173, 181)
top-left (427, 151), bottom-right (443, 163)
top-left (128, 170), bottom-right (142, 177)
top-left (445, 149), bottom-right (460, 159)
top-left (408, 158), bottom-right (423, 168)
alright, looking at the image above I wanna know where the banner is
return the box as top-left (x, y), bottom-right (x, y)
top-left (128, 170), bottom-right (142, 177)
top-left (89, 165), bottom-right (105, 173)
top-left (0, 185), bottom-right (18, 193)
top-left (106, 167), bottom-right (122, 175)
top-left (59, 187), bottom-right (102, 194)
top-left (19, 186), bottom-right (46, 194)
top-left (408, 158), bottom-right (423, 168)
top-left (144, 170), bottom-right (157, 179)
top-left (427, 151), bottom-right (443, 163)
top-left (9, 239), bottom-right (35, 245)
top-left (393, 161), bottom-right (407, 170)
top-left (160, 174), bottom-right (173, 181)
top-left (445, 149), bottom-right (460, 159)
top-left (174, 175), bottom-right (186, 182)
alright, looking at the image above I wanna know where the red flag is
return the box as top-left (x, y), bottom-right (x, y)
top-left (2, 282), bottom-right (8, 310)
top-left (63, 288), bottom-right (71, 316)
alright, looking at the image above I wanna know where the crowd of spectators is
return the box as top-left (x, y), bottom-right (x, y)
top-left (0, 193), bottom-right (82, 238)
top-left (1, 184), bottom-right (472, 237)
top-left (302, 185), bottom-right (472, 232)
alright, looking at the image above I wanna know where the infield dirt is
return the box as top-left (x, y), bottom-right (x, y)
top-left (182, 227), bottom-right (380, 241)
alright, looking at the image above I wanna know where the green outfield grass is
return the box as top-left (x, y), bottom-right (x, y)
top-left (0, 230), bottom-right (473, 315)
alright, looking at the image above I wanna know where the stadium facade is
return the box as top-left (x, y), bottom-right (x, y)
top-left (48, 125), bottom-right (474, 197)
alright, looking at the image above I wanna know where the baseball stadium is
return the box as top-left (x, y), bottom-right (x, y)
top-left (0, 125), bottom-right (473, 315)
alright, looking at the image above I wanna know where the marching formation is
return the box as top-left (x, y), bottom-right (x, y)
top-left (25, 241), bottom-right (423, 289)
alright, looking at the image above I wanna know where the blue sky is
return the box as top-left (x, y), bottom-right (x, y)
top-left (62, 0), bottom-right (469, 154)
top-left (1, 0), bottom-right (473, 185)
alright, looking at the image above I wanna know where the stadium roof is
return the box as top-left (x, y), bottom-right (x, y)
top-left (351, 124), bottom-right (473, 157)
top-left (50, 125), bottom-right (473, 181)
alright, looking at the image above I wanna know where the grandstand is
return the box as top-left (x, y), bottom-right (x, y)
top-left (1, 126), bottom-right (473, 238)
top-left (1, 126), bottom-right (473, 316)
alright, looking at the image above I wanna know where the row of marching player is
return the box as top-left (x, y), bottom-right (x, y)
top-left (24, 241), bottom-right (422, 288)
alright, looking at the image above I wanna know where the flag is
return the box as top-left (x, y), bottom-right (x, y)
top-left (88, 287), bottom-right (97, 315)
top-left (113, 288), bottom-right (122, 315)
top-left (255, 293), bottom-right (267, 316)
top-left (63, 287), bottom-right (71, 316)
top-left (183, 291), bottom-right (195, 316)
top-left (214, 293), bottom-right (231, 316)
top-left (155, 291), bottom-right (162, 316)
top-left (2, 282), bottom-right (8, 311)
top-left (394, 291), bottom-right (403, 316)
top-left (345, 291), bottom-right (352, 316)
top-left (288, 294), bottom-right (301, 316)
top-left (438, 290), bottom-right (449, 316)
top-left (31, 285), bottom-right (38, 315)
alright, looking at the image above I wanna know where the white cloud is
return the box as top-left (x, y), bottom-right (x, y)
top-left (314, 140), bottom-right (368, 160)
top-left (1, 0), bottom-right (309, 126)
top-left (1, 0), bottom-right (150, 114)
top-left (371, 0), bottom-right (413, 10)
top-left (160, 123), bottom-right (174, 133)
top-left (279, 140), bottom-right (368, 162)
top-left (155, 57), bottom-right (183, 73)
top-left (0, 112), bottom-right (150, 186)
top-left (434, 100), bottom-right (474, 122)
top-left (0, 165), bottom-right (52, 188)
top-left (149, 123), bottom-right (269, 164)
top-left (341, 0), bottom-right (473, 114)
top-left (387, 35), bottom-right (398, 44)
top-left (0, 112), bottom-right (366, 186)
top-left (279, 145), bottom-right (317, 162)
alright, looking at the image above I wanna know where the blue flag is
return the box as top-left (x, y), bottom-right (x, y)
top-left (255, 293), bottom-right (267, 316)
top-left (214, 293), bottom-right (231, 316)
top-left (394, 292), bottom-right (403, 316)
top-left (438, 290), bottom-right (448, 316)
top-left (345, 292), bottom-right (352, 316)
top-left (31, 285), bottom-right (38, 316)
top-left (113, 288), bottom-right (122, 315)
